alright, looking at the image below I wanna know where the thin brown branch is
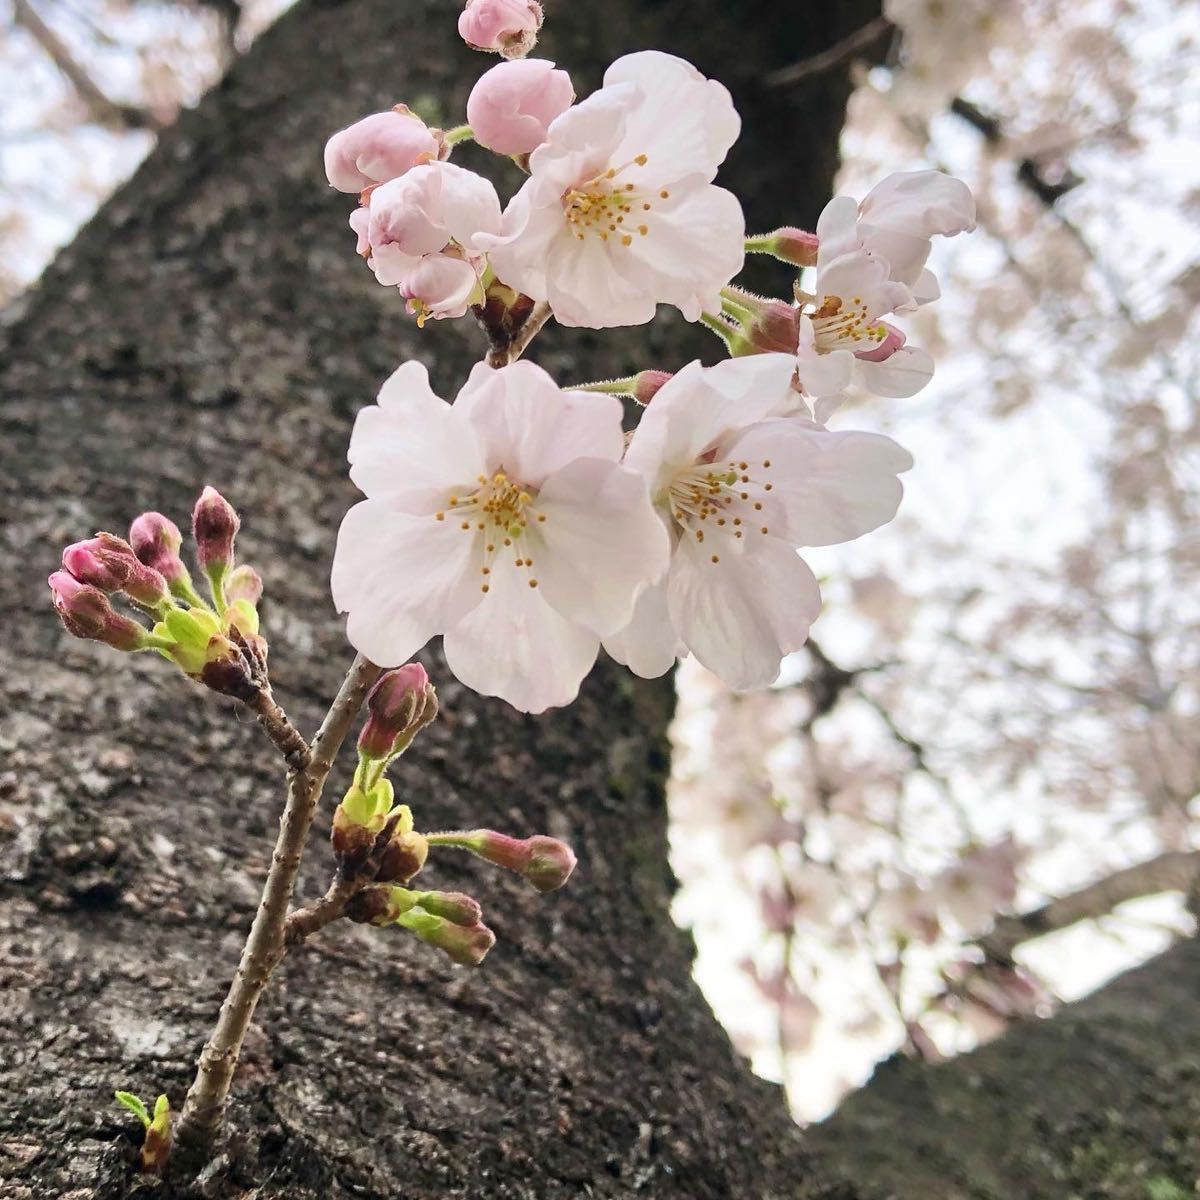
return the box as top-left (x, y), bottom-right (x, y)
top-left (979, 850), bottom-right (1200, 964)
top-left (12, 0), bottom-right (164, 132)
top-left (248, 688), bottom-right (311, 773)
top-left (766, 15), bottom-right (893, 88)
top-left (485, 300), bottom-right (553, 368)
top-left (174, 654), bottom-right (383, 1161)
top-left (283, 874), bottom-right (363, 945)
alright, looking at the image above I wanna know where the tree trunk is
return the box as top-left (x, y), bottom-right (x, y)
top-left (0, 1), bottom-right (876, 1196)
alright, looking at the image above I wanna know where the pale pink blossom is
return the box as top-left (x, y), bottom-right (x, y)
top-left (603, 354), bottom-right (913, 689)
top-left (324, 108), bottom-right (441, 193)
top-left (332, 361), bottom-right (669, 713)
top-left (353, 162), bottom-right (502, 320)
top-left (479, 51), bottom-right (744, 329)
top-left (466, 59), bottom-right (574, 156)
top-left (816, 170), bottom-right (976, 304)
top-left (458, 0), bottom-right (542, 57)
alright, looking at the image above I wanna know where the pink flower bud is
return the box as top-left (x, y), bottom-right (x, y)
top-left (754, 226), bottom-right (820, 268)
top-left (400, 907), bottom-right (496, 966)
top-left (633, 370), bottom-right (674, 405)
top-left (359, 663), bottom-right (438, 759)
top-left (63, 533), bottom-right (170, 609)
top-left (129, 511), bottom-right (195, 597)
top-left (324, 107), bottom-right (441, 193)
top-left (439, 829), bottom-right (577, 892)
top-left (458, 0), bottom-right (542, 57)
top-left (466, 60), bottom-right (573, 156)
top-left (192, 486), bottom-right (239, 574)
top-left (225, 564), bottom-right (263, 607)
top-left (48, 570), bottom-right (148, 651)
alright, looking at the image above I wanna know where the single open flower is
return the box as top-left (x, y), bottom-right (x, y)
top-left (479, 50), bottom-right (744, 329)
top-left (604, 354), bottom-right (913, 689)
top-left (332, 361), bottom-right (669, 712)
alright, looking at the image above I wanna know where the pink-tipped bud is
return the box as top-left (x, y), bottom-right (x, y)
top-left (633, 370), bottom-right (674, 406)
top-left (359, 663), bottom-right (438, 760)
top-left (129, 511), bottom-right (195, 597)
top-left (400, 907), bottom-right (496, 966)
top-left (323, 108), bottom-right (441, 193)
top-left (743, 300), bottom-right (801, 355)
top-left (466, 59), bottom-right (573, 156)
top-left (192, 486), bottom-right (240, 574)
top-left (458, 0), bottom-right (542, 57)
top-left (225, 564), bottom-right (263, 607)
top-left (48, 571), bottom-right (148, 652)
top-left (415, 890), bottom-right (483, 927)
top-left (451, 830), bottom-right (577, 892)
top-left (754, 226), bottom-right (820, 268)
top-left (63, 533), bottom-right (170, 609)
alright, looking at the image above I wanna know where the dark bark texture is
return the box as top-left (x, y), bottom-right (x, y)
top-left (0, 0), bottom-right (878, 1196)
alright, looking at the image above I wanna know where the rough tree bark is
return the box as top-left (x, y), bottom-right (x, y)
top-left (1, 1), bottom-right (1197, 1198)
top-left (0, 1), bottom-right (874, 1196)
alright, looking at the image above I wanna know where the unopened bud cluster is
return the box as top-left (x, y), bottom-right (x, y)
top-left (330, 664), bottom-right (577, 967)
top-left (48, 487), bottom-right (270, 703)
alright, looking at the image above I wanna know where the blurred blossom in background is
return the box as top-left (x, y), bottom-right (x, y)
top-left (6, 0), bottom-right (1198, 1124)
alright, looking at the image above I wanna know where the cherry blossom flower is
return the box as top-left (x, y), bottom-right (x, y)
top-left (816, 170), bottom-right (976, 304)
top-left (324, 108), bottom-right (442, 193)
top-left (353, 162), bottom-right (502, 321)
top-left (479, 50), bottom-right (745, 329)
top-left (332, 361), bottom-right (669, 713)
top-left (467, 60), bottom-right (574, 157)
top-left (603, 354), bottom-right (913, 689)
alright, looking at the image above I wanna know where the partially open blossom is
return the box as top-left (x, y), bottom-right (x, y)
top-left (332, 360), bottom-right (669, 712)
top-left (430, 829), bottom-right (577, 891)
top-left (48, 570), bottom-right (149, 651)
top-left (816, 170), bottom-right (975, 304)
top-left (479, 51), bottom-right (744, 329)
top-left (192, 486), bottom-right (239, 576)
top-left (467, 59), bottom-right (574, 156)
top-left (324, 107), bottom-right (441, 193)
top-left (359, 663), bottom-right (438, 760)
top-left (604, 354), bottom-right (913, 689)
top-left (458, 0), bottom-right (542, 57)
top-left (62, 533), bottom-right (170, 610)
top-left (355, 162), bottom-right (502, 321)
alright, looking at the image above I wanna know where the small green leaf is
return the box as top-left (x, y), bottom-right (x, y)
top-left (114, 1090), bottom-right (151, 1128)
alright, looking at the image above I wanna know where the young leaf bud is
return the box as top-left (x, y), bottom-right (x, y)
top-left (129, 512), bottom-right (203, 605)
top-left (225, 564), bottom-right (263, 608)
top-left (358, 663), bottom-right (438, 761)
top-left (396, 907), bottom-right (496, 966)
top-left (48, 571), bottom-right (150, 652)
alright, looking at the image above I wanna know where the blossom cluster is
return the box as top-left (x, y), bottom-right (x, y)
top-left (316, 9), bottom-right (974, 713)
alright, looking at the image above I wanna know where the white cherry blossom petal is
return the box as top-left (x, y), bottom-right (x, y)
top-left (443, 564), bottom-right (600, 713)
top-left (668, 534), bottom-right (822, 691)
top-left (603, 574), bottom-right (682, 679)
top-left (855, 345), bottom-right (935, 398)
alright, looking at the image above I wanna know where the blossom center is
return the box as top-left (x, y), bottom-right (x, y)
top-left (561, 154), bottom-right (665, 247)
top-left (435, 472), bottom-right (546, 593)
top-left (663, 456), bottom-right (775, 564)
top-left (810, 293), bottom-right (888, 355)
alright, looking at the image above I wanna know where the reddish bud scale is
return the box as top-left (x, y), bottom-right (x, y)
top-left (376, 830), bottom-right (429, 884)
